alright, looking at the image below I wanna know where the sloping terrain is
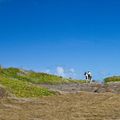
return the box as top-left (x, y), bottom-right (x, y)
top-left (0, 67), bottom-right (84, 97)
top-left (0, 92), bottom-right (120, 120)
top-left (0, 67), bottom-right (120, 120)
top-left (0, 67), bottom-right (85, 85)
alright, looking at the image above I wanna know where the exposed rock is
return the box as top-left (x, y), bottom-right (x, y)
top-left (39, 82), bottom-right (120, 94)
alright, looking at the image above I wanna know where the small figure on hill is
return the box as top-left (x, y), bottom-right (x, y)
top-left (84, 71), bottom-right (93, 83)
top-left (84, 72), bottom-right (88, 82)
top-left (88, 71), bottom-right (92, 83)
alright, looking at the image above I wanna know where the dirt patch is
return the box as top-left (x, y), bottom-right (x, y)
top-left (0, 87), bottom-right (6, 98)
top-left (0, 83), bottom-right (120, 119)
top-left (0, 92), bottom-right (120, 120)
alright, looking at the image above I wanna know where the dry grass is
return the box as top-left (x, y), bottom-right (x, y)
top-left (0, 92), bottom-right (120, 120)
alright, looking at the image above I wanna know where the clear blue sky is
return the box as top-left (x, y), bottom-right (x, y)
top-left (0, 0), bottom-right (120, 81)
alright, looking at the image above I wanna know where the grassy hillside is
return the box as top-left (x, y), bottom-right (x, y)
top-left (0, 67), bottom-right (85, 97)
top-left (0, 77), bottom-right (54, 97)
top-left (104, 76), bottom-right (120, 83)
top-left (0, 67), bottom-right (85, 84)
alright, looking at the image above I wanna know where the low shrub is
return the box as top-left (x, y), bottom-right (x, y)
top-left (104, 76), bottom-right (120, 83)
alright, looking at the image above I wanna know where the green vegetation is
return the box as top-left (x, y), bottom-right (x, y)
top-left (0, 66), bottom-right (85, 97)
top-left (104, 76), bottom-right (120, 83)
top-left (0, 77), bottom-right (54, 97)
top-left (0, 67), bottom-right (85, 84)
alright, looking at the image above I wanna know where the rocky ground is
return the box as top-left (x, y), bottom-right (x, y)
top-left (39, 82), bottom-right (120, 94)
